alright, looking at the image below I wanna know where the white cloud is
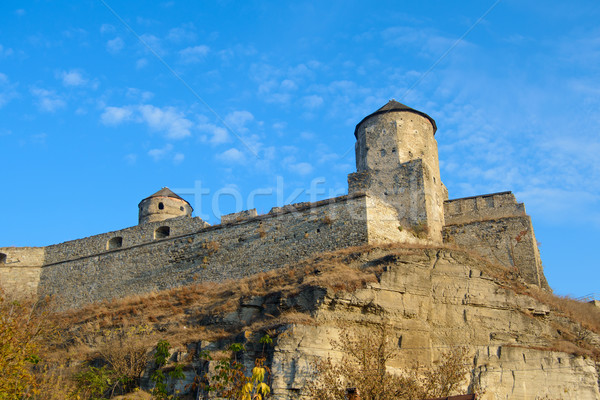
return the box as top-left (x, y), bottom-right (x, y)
top-left (124, 153), bottom-right (137, 164)
top-left (290, 162), bottom-right (314, 176)
top-left (100, 24), bottom-right (115, 34)
top-left (136, 58), bottom-right (148, 69)
top-left (302, 95), bottom-right (324, 109)
top-left (30, 87), bottom-right (66, 112)
top-left (167, 25), bottom-right (197, 42)
top-left (0, 44), bottom-right (14, 57)
top-left (0, 73), bottom-right (17, 108)
top-left (281, 79), bottom-right (297, 90)
top-left (106, 37), bottom-right (124, 54)
top-left (126, 88), bottom-right (154, 102)
top-left (179, 45), bottom-right (209, 63)
top-left (216, 148), bottom-right (246, 164)
top-left (148, 144), bottom-right (174, 161)
top-left (198, 120), bottom-right (229, 144)
top-left (100, 104), bottom-right (193, 139)
top-left (173, 153), bottom-right (185, 164)
top-left (138, 105), bottom-right (192, 139)
top-left (139, 34), bottom-right (165, 55)
top-left (224, 110), bottom-right (254, 133)
top-left (273, 122), bottom-right (287, 131)
top-left (101, 106), bottom-right (133, 125)
top-left (300, 131), bottom-right (315, 140)
top-left (60, 70), bottom-right (88, 87)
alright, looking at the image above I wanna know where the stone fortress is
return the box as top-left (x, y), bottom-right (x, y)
top-left (0, 100), bottom-right (549, 308)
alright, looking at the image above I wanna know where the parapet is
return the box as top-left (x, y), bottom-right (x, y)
top-left (444, 191), bottom-right (526, 226)
top-left (221, 209), bottom-right (258, 224)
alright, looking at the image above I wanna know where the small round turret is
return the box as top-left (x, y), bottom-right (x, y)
top-left (138, 187), bottom-right (193, 225)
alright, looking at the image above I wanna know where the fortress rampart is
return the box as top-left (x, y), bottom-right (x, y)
top-left (33, 193), bottom-right (424, 308)
top-left (0, 100), bottom-right (550, 307)
top-left (444, 191), bottom-right (526, 225)
top-left (443, 192), bottom-right (547, 288)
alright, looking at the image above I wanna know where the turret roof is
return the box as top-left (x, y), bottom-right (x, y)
top-left (139, 187), bottom-right (191, 206)
top-left (354, 100), bottom-right (437, 137)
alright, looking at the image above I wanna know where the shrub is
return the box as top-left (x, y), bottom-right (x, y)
top-left (304, 324), bottom-right (471, 400)
top-left (411, 221), bottom-right (429, 239)
top-left (0, 292), bottom-right (54, 398)
top-left (200, 342), bottom-right (271, 400)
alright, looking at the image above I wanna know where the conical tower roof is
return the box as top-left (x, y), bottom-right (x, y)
top-left (139, 187), bottom-right (190, 207)
top-left (354, 100), bottom-right (437, 137)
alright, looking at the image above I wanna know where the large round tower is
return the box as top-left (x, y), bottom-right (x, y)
top-left (138, 187), bottom-right (193, 225)
top-left (349, 100), bottom-right (446, 242)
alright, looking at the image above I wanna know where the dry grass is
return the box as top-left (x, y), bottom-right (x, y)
top-left (48, 242), bottom-right (600, 367)
top-left (51, 246), bottom-right (391, 363)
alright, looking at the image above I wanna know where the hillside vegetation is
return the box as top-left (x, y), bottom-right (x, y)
top-left (1, 243), bottom-right (599, 399)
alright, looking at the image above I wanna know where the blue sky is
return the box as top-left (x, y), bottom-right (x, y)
top-left (1, 1), bottom-right (599, 298)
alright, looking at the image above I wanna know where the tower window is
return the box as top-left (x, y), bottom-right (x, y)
top-left (154, 226), bottom-right (170, 239)
top-left (0, 253), bottom-right (6, 264)
top-left (158, 202), bottom-right (164, 210)
top-left (107, 237), bottom-right (123, 250)
top-left (180, 206), bottom-right (184, 211)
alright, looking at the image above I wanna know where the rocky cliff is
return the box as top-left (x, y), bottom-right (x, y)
top-left (58, 244), bottom-right (600, 400)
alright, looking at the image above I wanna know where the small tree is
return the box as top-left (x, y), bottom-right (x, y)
top-left (304, 324), bottom-right (471, 400)
top-left (200, 337), bottom-right (272, 400)
top-left (0, 292), bottom-right (53, 399)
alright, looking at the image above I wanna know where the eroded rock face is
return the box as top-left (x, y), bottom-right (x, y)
top-left (264, 249), bottom-right (599, 399)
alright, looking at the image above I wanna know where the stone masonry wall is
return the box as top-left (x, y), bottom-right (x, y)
top-left (443, 216), bottom-right (548, 289)
top-left (349, 159), bottom-right (443, 242)
top-left (43, 216), bottom-right (210, 266)
top-left (444, 191), bottom-right (526, 225)
top-left (353, 110), bottom-right (446, 241)
top-left (0, 247), bottom-right (45, 297)
top-left (39, 194), bottom-right (370, 309)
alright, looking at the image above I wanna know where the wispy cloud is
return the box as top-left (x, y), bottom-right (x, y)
top-left (30, 87), bottom-right (66, 112)
top-left (0, 44), bottom-right (14, 57)
top-left (138, 104), bottom-right (192, 139)
top-left (290, 162), bottom-right (313, 176)
top-left (101, 106), bottom-right (133, 125)
top-left (106, 37), bottom-right (124, 54)
top-left (178, 45), bottom-right (209, 63)
top-left (0, 73), bottom-right (17, 108)
top-left (100, 24), bottom-right (115, 34)
top-left (147, 144), bottom-right (185, 164)
top-left (148, 143), bottom-right (174, 161)
top-left (198, 118), bottom-right (229, 144)
top-left (224, 110), bottom-right (254, 133)
top-left (166, 24), bottom-right (197, 43)
top-left (58, 69), bottom-right (97, 88)
top-left (100, 104), bottom-right (193, 139)
top-left (216, 148), bottom-right (246, 164)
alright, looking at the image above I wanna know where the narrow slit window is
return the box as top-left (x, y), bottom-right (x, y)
top-left (0, 253), bottom-right (6, 264)
top-left (158, 202), bottom-right (164, 210)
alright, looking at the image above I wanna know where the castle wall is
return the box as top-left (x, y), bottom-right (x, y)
top-left (444, 191), bottom-right (526, 225)
top-left (364, 195), bottom-right (431, 244)
top-left (442, 192), bottom-right (547, 288)
top-left (443, 216), bottom-right (548, 289)
top-left (43, 216), bottom-right (210, 265)
top-left (38, 194), bottom-right (370, 309)
top-left (0, 247), bottom-right (45, 297)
